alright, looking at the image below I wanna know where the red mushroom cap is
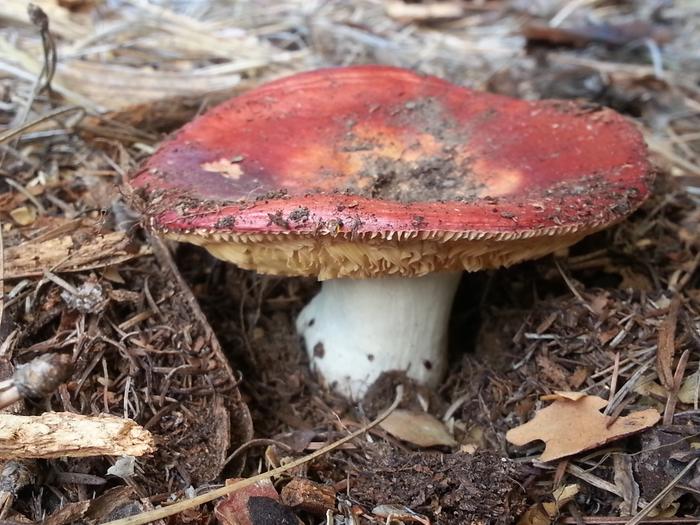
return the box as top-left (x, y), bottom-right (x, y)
top-left (127, 65), bottom-right (653, 278)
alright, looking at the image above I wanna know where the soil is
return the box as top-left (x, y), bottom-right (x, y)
top-left (177, 173), bottom-right (700, 522)
top-left (350, 96), bottom-right (487, 203)
top-left (351, 445), bottom-right (528, 525)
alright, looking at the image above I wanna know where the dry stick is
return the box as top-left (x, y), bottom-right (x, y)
top-left (0, 105), bottom-right (85, 144)
top-left (662, 348), bottom-right (690, 427)
top-left (604, 352), bottom-right (621, 416)
top-left (554, 259), bottom-right (594, 314)
top-left (0, 219), bottom-right (4, 340)
top-left (624, 458), bottom-right (698, 525)
top-left (103, 385), bottom-right (405, 525)
top-left (563, 518), bottom-right (700, 524)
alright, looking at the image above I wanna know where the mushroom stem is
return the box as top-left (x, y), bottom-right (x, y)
top-left (296, 271), bottom-right (462, 399)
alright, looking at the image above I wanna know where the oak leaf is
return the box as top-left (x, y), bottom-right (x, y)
top-left (506, 395), bottom-right (660, 462)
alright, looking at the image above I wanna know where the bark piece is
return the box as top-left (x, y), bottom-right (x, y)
top-left (0, 412), bottom-right (154, 459)
top-left (216, 478), bottom-right (299, 525)
top-left (281, 477), bottom-right (336, 515)
top-left (4, 230), bottom-right (148, 279)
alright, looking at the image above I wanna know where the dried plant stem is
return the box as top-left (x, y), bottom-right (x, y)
top-left (103, 385), bottom-right (405, 525)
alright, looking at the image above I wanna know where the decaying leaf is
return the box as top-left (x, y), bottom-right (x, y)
top-left (506, 395), bottom-right (660, 462)
top-left (380, 409), bottom-right (457, 447)
top-left (613, 454), bottom-right (640, 516)
top-left (679, 370), bottom-right (700, 404)
top-left (9, 206), bottom-right (37, 226)
top-left (517, 484), bottom-right (579, 525)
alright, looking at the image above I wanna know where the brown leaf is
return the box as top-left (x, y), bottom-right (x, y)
top-left (569, 367), bottom-right (590, 389)
top-left (535, 352), bottom-right (570, 390)
top-left (9, 206), bottom-right (37, 226)
top-left (516, 484), bottom-right (579, 525)
top-left (380, 409), bottom-right (457, 447)
top-left (657, 297), bottom-right (681, 390)
top-left (613, 454), bottom-right (640, 516)
top-left (506, 395), bottom-right (660, 462)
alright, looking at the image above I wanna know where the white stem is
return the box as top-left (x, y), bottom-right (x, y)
top-left (296, 272), bottom-right (461, 399)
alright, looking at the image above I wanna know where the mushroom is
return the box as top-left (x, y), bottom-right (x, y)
top-left (126, 65), bottom-right (653, 399)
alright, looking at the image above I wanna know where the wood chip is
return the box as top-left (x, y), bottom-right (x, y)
top-left (215, 478), bottom-right (298, 525)
top-left (506, 395), bottom-right (660, 462)
top-left (4, 231), bottom-right (148, 279)
top-left (280, 478), bottom-right (336, 516)
top-left (0, 412), bottom-right (154, 459)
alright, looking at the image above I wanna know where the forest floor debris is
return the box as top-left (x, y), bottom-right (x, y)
top-left (0, 1), bottom-right (699, 523)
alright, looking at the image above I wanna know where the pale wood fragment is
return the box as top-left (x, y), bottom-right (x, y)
top-left (0, 412), bottom-right (154, 459)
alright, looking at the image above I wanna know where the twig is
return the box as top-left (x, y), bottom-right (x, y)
top-left (663, 349), bottom-right (690, 426)
top-left (563, 518), bottom-right (700, 524)
top-left (624, 458), bottom-right (698, 525)
top-left (0, 220), bottom-right (4, 339)
top-left (555, 259), bottom-right (594, 314)
top-left (102, 385), bottom-right (404, 525)
top-left (0, 105), bottom-right (85, 144)
top-left (27, 4), bottom-right (57, 96)
top-left (604, 352), bottom-right (621, 416)
top-left (223, 438), bottom-right (293, 468)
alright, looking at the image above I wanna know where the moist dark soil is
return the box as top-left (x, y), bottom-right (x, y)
top-left (353, 445), bottom-right (527, 524)
top-left (177, 172), bottom-right (700, 523)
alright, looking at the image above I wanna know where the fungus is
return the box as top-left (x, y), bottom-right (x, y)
top-left (127, 65), bottom-right (653, 399)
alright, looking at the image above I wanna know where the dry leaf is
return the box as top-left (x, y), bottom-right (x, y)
top-left (634, 378), bottom-right (667, 400)
top-left (613, 454), bottom-right (639, 516)
top-left (517, 484), bottom-right (579, 525)
top-left (535, 352), bottom-right (570, 390)
top-left (569, 367), bottom-right (590, 389)
top-left (380, 409), bottom-right (457, 447)
top-left (9, 206), bottom-right (37, 226)
top-left (541, 391), bottom-right (587, 401)
top-left (506, 395), bottom-right (660, 462)
top-left (678, 370), bottom-right (700, 404)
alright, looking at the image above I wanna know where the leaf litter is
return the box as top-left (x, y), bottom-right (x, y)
top-left (0, 0), bottom-right (699, 524)
top-left (506, 393), bottom-right (660, 462)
